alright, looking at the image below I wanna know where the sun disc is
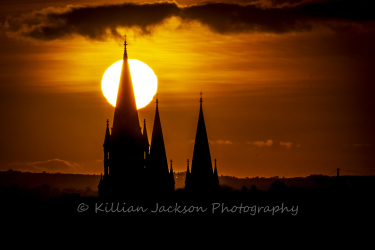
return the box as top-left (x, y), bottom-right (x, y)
top-left (101, 59), bottom-right (157, 109)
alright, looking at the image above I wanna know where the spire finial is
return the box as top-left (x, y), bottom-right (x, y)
top-left (123, 34), bottom-right (128, 58)
top-left (200, 91), bottom-right (203, 107)
top-left (106, 119), bottom-right (109, 126)
top-left (156, 94), bottom-right (159, 109)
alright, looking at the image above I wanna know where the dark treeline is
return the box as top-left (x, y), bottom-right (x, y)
top-left (2, 169), bottom-right (374, 194)
top-left (0, 169), bottom-right (100, 197)
top-left (2, 169), bottom-right (375, 196)
top-left (1, 169), bottom-right (374, 221)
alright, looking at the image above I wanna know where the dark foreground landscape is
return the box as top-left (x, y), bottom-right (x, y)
top-left (1, 170), bottom-right (374, 229)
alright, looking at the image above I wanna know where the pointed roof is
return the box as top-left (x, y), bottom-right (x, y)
top-left (111, 36), bottom-right (142, 140)
top-left (103, 119), bottom-right (111, 147)
top-left (191, 93), bottom-right (213, 177)
top-left (149, 97), bottom-right (169, 175)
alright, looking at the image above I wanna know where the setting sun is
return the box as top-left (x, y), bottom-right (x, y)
top-left (101, 59), bottom-right (157, 109)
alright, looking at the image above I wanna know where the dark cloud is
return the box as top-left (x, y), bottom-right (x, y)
top-left (5, 2), bottom-right (180, 40)
top-left (181, 0), bottom-right (375, 33)
top-left (4, 0), bottom-right (375, 40)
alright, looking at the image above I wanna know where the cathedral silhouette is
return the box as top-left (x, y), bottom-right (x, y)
top-left (98, 38), bottom-right (219, 198)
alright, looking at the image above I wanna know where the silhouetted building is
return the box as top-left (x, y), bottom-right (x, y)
top-left (98, 38), bottom-right (219, 198)
top-left (185, 95), bottom-right (219, 192)
top-left (98, 38), bottom-right (174, 198)
top-left (147, 98), bottom-right (174, 194)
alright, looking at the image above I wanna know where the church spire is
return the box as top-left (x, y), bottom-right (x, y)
top-left (112, 35), bottom-right (140, 138)
top-left (191, 93), bottom-right (213, 177)
top-left (149, 97), bottom-right (169, 175)
top-left (108, 36), bottom-right (144, 184)
top-left (187, 93), bottom-right (219, 191)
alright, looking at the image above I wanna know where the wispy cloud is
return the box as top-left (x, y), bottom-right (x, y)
top-left (248, 139), bottom-right (274, 147)
top-left (280, 141), bottom-right (293, 149)
top-left (210, 139), bottom-right (234, 145)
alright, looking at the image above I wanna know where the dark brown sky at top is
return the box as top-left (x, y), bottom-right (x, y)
top-left (0, 0), bottom-right (374, 177)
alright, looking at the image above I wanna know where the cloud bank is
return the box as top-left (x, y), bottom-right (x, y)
top-left (4, 0), bottom-right (374, 40)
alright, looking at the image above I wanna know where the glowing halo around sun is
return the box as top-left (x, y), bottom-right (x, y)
top-left (101, 59), bottom-right (157, 109)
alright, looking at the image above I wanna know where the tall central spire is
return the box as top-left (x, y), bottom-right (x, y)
top-left (110, 36), bottom-right (143, 182)
top-left (112, 35), bottom-right (139, 136)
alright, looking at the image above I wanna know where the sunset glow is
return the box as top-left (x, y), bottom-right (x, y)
top-left (101, 59), bottom-right (157, 109)
top-left (1, 0), bottom-right (374, 178)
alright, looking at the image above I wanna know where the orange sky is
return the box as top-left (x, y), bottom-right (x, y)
top-left (0, 0), bottom-right (374, 177)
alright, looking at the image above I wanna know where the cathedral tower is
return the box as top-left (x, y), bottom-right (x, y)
top-left (99, 37), bottom-right (145, 197)
top-left (99, 40), bottom-right (219, 198)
